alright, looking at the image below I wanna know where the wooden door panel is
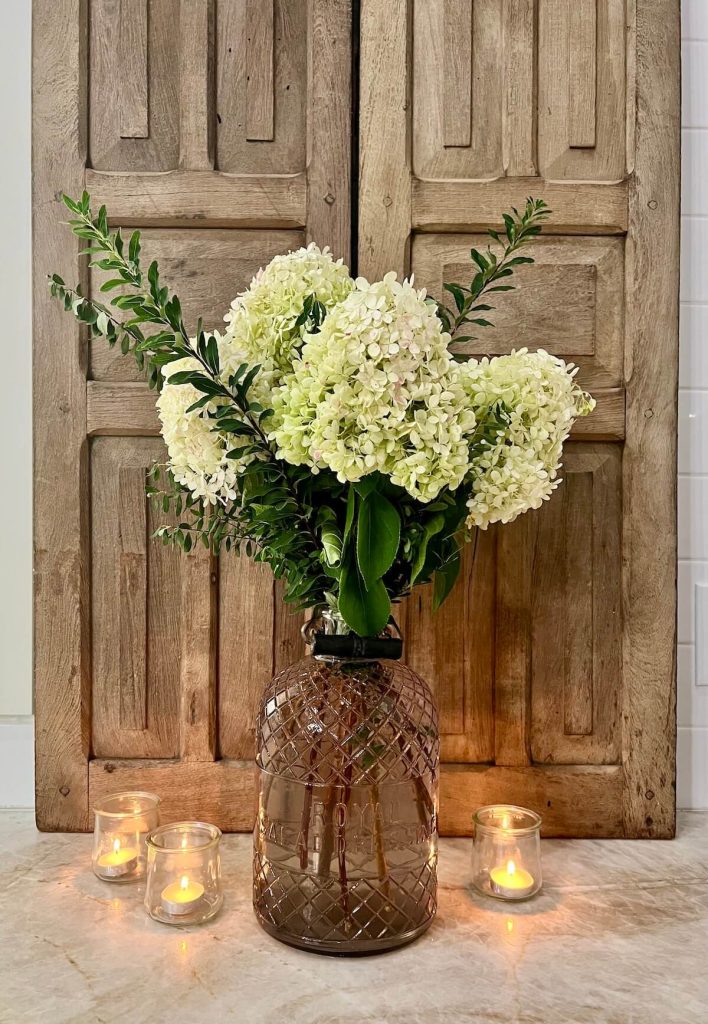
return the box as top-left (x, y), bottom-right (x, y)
top-left (529, 445), bottom-right (622, 766)
top-left (538, 0), bottom-right (627, 180)
top-left (412, 234), bottom-right (624, 388)
top-left (91, 437), bottom-right (183, 758)
top-left (89, 228), bottom-right (305, 381)
top-left (90, 0), bottom-right (181, 171)
top-left (34, 0), bottom-right (352, 831)
top-left (215, 0), bottom-right (308, 173)
top-left (34, 0), bottom-right (677, 837)
top-left (360, 0), bottom-right (678, 837)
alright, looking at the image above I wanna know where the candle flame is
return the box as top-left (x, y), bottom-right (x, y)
top-left (506, 919), bottom-right (514, 934)
top-left (180, 875), bottom-right (189, 891)
top-left (507, 859), bottom-right (516, 877)
top-left (112, 838), bottom-right (121, 854)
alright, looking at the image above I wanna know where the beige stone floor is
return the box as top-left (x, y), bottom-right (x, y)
top-left (1, 808), bottom-right (708, 1023)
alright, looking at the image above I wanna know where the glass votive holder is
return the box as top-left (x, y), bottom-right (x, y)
top-left (92, 791), bottom-right (161, 882)
top-left (144, 821), bottom-right (223, 926)
top-left (472, 804), bottom-right (542, 901)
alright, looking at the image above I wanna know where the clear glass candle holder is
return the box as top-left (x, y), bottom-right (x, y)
top-left (472, 805), bottom-right (542, 901)
top-left (144, 822), bottom-right (223, 926)
top-left (92, 791), bottom-right (161, 882)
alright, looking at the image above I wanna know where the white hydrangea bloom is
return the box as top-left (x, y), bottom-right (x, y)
top-left (270, 272), bottom-right (476, 502)
top-left (156, 355), bottom-right (241, 506)
top-left (461, 349), bottom-right (595, 529)
top-left (220, 243), bottom-right (354, 402)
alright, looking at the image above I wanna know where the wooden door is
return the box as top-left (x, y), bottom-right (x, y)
top-left (34, 0), bottom-right (679, 838)
top-left (33, 0), bottom-right (352, 830)
top-left (359, 0), bottom-right (680, 837)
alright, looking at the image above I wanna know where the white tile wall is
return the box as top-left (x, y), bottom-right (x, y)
top-left (679, 1), bottom-right (708, 807)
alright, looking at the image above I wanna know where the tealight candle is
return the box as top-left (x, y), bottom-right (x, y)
top-left (92, 792), bottom-right (160, 882)
top-left (160, 875), bottom-right (205, 917)
top-left (472, 804), bottom-right (543, 901)
top-left (144, 822), bottom-right (223, 926)
top-left (96, 837), bottom-right (139, 878)
top-left (489, 858), bottom-right (535, 899)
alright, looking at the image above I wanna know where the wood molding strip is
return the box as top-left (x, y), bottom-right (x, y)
top-left (33, 0), bottom-right (91, 831)
top-left (502, 0), bottom-right (537, 175)
top-left (412, 178), bottom-right (629, 234)
top-left (87, 758), bottom-right (623, 837)
top-left (117, 467), bottom-right (149, 731)
top-left (621, 1), bottom-right (680, 839)
top-left (179, 0), bottom-right (215, 169)
top-left (306, 0), bottom-right (352, 258)
top-left (246, 0), bottom-right (275, 142)
top-left (568, 0), bottom-right (597, 150)
top-left (87, 382), bottom-right (626, 442)
top-left (443, 0), bottom-right (473, 148)
top-left (85, 169), bottom-right (307, 227)
top-left (179, 547), bottom-right (218, 761)
top-left (119, 0), bottom-right (149, 140)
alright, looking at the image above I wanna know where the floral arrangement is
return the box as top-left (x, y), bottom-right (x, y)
top-left (50, 194), bottom-right (593, 637)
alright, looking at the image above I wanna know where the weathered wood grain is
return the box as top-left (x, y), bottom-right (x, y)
top-left (36, 0), bottom-right (678, 838)
top-left (179, 544), bottom-right (217, 761)
top-left (502, 0), bottom-right (537, 176)
top-left (359, 0), bottom-right (411, 277)
top-left (215, 0), bottom-right (307, 174)
top-left (307, 0), bottom-right (352, 259)
top-left (118, 467), bottom-right (148, 731)
top-left (443, 0), bottom-right (473, 148)
top-left (91, 438), bottom-right (182, 760)
top-left (85, 169), bottom-right (307, 227)
top-left (246, 0), bottom-right (275, 141)
top-left (568, 0), bottom-right (598, 150)
top-left (89, 758), bottom-right (625, 838)
top-left (412, 179), bottom-right (629, 234)
top-left (538, 0), bottom-right (626, 179)
top-left (86, 381), bottom-right (626, 443)
top-left (621, 0), bottom-right (680, 838)
top-left (33, 0), bottom-right (90, 831)
top-left (179, 0), bottom-right (215, 170)
top-left (119, 0), bottom-right (149, 139)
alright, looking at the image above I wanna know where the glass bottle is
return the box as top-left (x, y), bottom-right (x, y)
top-left (253, 611), bottom-right (439, 955)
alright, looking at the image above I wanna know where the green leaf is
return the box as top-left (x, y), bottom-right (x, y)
top-left (343, 486), bottom-right (356, 545)
top-left (352, 475), bottom-right (379, 499)
top-left (410, 514), bottom-right (445, 586)
top-left (356, 491), bottom-right (400, 589)
top-left (339, 556), bottom-right (391, 637)
top-left (443, 282), bottom-right (467, 313)
top-left (432, 550), bottom-right (461, 611)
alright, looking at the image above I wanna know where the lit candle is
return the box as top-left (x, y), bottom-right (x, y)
top-left (160, 874), bottom-right (205, 917)
top-left (96, 837), bottom-right (139, 878)
top-left (489, 858), bottom-right (535, 899)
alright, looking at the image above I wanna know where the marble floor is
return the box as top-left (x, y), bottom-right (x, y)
top-left (1, 809), bottom-right (708, 1024)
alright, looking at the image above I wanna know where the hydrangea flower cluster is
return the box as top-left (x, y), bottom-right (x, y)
top-left (461, 349), bottom-right (595, 528)
top-left (269, 273), bottom-right (476, 502)
top-left (219, 243), bottom-right (353, 402)
top-left (156, 356), bottom-right (241, 505)
top-left (157, 245), bottom-right (353, 503)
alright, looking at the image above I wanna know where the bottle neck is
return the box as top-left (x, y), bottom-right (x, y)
top-left (304, 608), bottom-right (403, 662)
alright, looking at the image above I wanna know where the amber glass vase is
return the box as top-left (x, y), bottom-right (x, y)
top-left (253, 613), bottom-right (439, 955)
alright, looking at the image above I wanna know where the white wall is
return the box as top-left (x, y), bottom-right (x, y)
top-left (0, 4), bottom-right (706, 810)
top-left (0, 1), bottom-right (33, 805)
